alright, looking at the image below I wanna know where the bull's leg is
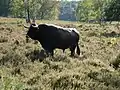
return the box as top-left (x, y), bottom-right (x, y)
top-left (50, 50), bottom-right (54, 56)
top-left (63, 49), bottom-right (65, 53)
top-left (45, 50), bottom-right (50, 57)
top-left (45, 49), bottom-right (54, 57)
top-left (69, 45), bottom-right (76, 56)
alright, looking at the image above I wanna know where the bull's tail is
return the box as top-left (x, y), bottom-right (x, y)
top-left (76, 43), bottom-right (80, 55)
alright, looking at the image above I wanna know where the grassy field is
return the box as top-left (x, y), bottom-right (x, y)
top-left (0, 17), bottom-right (120, 90)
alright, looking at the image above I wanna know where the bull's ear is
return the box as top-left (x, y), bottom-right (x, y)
top-left (32, 18), bottom-right (35, 24)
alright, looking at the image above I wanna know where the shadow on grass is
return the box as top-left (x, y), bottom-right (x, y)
top-left (101, 31), bottom-right (120, 37)
top-left (25, 49), bottom-right (47, 62)
top-left (25, 49), bottom-right (82, 63)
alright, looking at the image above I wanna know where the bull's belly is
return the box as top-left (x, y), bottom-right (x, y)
top-left (40, 39), bottom-right (76, 50)
top-left (55, 43), bottom-right (71, 50)
top-left (57, 46), bottom-right (69, 50)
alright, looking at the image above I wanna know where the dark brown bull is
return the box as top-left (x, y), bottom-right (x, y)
top-left (24, 21), bottom-right (80, 56)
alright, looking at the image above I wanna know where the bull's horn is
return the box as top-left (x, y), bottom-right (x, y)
top-left (24, 25), bottom-right (29, 28)
top-left (32, 24), bottom-right (38, 28)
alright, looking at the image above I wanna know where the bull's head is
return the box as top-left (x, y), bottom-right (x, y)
top-left (24, 19), bottom-right (39, 41)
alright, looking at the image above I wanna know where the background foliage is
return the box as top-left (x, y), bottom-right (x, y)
top-left (76, 0), bottom-right (111, 22)
top-left (104, 0), bottom-right (120, 22)
top-left (1, 0), bottom-right (120, 22)
top-left (10, 0), bottom-right (60, 20)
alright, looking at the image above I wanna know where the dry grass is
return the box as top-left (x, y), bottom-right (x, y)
top-left (0, 17), bottom-right (120, 90)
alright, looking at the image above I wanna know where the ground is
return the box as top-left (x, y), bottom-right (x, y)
top-left (0, 17), bottom-right (120, 90)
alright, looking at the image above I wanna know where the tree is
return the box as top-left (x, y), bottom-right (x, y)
top-left (104, 0), bottom-right (120, 22)
top-left (76, 0), bottom-right (110, 23)
top-left (76, 0), bottom-right (92, 22)
top-left (10, 0), bottom-right (60, 20)
top-left (10, 0), bottom-right (25, 18)
top-left (34, 0), bottom-right (60, 20)
top-left (0, 0), bottom-right (11, 16)
top-left (59, 1), bottom-right (78, 21)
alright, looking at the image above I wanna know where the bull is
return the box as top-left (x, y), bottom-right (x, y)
top-left (24, 22), bottom-right (80, 57)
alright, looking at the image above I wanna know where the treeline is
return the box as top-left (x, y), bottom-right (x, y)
top-left (0, 0), bottom-right (77, 21)
top-left (0, 0), bottom-right (60, 20)
top-left (0, 0), bottom-right (10, 16)
top-left (76, 0), bottom-right (120, 23)
top-left (0, 0), bottom-right (120, 22)
top-left (10, 0), bottom-right (60, 20)
top-left (59, 1), bottom-right (78, 21)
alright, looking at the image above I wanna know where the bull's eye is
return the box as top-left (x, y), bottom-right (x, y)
top-left (26, 35), bottom-right (29, 38)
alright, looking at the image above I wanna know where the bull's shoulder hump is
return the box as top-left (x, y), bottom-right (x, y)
top-left (44, 24), bottom-right (64, 29)
top-left (70, 28), bottom-right (79, 34)
top-left (44, 24), bottom-right (71, 31)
